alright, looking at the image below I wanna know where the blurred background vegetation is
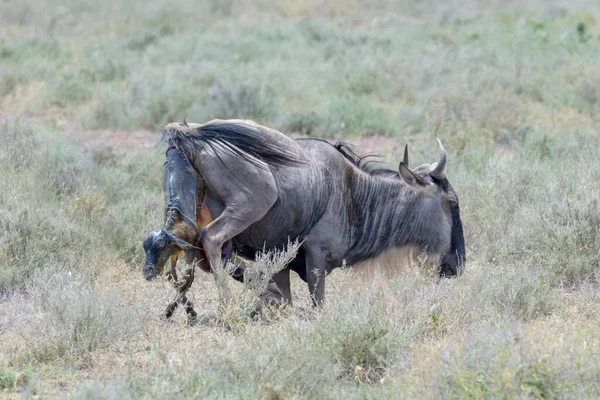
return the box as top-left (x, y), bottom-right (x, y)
top-left (1, 0), bottom-right (600, 398)
top-left (2, 0), bottom-right (600, 138)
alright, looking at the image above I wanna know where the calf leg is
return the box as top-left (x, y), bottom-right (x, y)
top-left (181, 294), bottom-right (198, 325)
top-left (165, 255), bottom-right (179, 282)
top-left (164, 261), bottom-right (196, 321)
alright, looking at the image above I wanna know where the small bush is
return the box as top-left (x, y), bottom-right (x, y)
top-left (0, 369), bottom-right (16, 390)
top-left (240, 240), bottom-right (302, 296)
top-left (81, 88), bottom-right (131, 130)
top-left (0, 122), bottom-right (38, 170)
top-left (82, 72), bottom-right (196, 130)
top-left (65, 186), bottom-right (107, 223)
top-left (42, 159), bottom-right (80, 196)
top-left (327, 98), bottom-right (396, 136)
top-left (188, 80), bottom-right (277, 123)
top-left (280, 110), bottom-right (327, 136)
top-left (18, 269), bottom-right (141, 367)
top-left (335, 318), bottom-right (391, 383)
top-left (89, 145), bottom-right (118, 168)
top-left (0, 68), bottom-right (24, 96)
top-left (45, 70), bottom-right (94, 106)
top-left (80, 44), bottom-right (130, 83)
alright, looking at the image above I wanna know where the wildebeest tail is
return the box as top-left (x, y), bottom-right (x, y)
top-left (162, 121), bottom-right (304, 169)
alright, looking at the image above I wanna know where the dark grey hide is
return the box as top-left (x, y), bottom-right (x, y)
top-left (143, 146), bottom-right (201, 280)
top-left (161, 119), bottom-right (465, 306)
top-left (143, 146), bottom-right (246, 280)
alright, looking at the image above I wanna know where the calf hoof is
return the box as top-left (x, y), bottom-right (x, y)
top-left (187, 311), bottom-right (199, 326)
top-left (164, 301), bottom-right (178, 319)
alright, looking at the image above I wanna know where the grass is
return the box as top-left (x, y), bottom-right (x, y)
top-left (1, 0), bottom-right (600, 398)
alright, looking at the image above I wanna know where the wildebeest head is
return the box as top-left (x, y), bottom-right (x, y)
top-left (143, 228), bottom-right (200, 280)
top-left (398, 139), bottom-right (466, 277)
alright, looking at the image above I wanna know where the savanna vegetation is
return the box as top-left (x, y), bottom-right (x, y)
top-left (1, 0), bottom-right (600, 398)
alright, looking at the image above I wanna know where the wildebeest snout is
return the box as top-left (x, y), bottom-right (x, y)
top-left (439, 255), bottom-right (458, 277)
top-left (144, 262), bottom-right (159, 280)
top-left (439, 247), bottom-right (465, 277)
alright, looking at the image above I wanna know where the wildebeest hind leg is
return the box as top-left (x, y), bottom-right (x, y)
top-left (272, 267), bottom-right (292, 305)
top-left (200, 207), bottom-right (272, 304)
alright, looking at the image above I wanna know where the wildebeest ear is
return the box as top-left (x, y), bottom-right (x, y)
top-left (399, 143), bottom-right (409, 169)
top-left (399, 162), bottom-right (425, 187)
top-left (165, 231), bottom-right (201, 251)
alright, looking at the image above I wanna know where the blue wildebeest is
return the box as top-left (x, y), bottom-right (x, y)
top-left (143, 119), bottom-right (465, 308)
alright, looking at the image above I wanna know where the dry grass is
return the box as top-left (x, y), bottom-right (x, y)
top-left (1, 0), bottom-right (600, 398)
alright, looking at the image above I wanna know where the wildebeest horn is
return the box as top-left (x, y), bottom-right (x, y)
top-left (429, 138), bottom-right (447, 179)
top-left (182, 116), bottom-right (188, 127)
top-left (402, 144), bottom-right (409, 168)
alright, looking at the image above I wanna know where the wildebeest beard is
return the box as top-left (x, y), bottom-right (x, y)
top-left (332, 141), bottom-right (465, 277)
top-left (440, 205), bottom-right (466, 276)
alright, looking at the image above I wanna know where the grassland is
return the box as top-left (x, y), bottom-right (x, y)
top-left (1, 0), bottom-right (600, 398)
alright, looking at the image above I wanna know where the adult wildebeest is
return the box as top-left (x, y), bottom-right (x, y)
top-left (143, 119), bottom-right (465, 307)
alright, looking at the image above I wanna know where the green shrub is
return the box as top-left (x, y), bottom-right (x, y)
top-left (188, 80), bottom-right (277, 123)
top-left (0, 369), bottom-right (16, 390)
top-left (15, 268), bottom-right (142, 367)
top-left (327, 98), bottom-right (397, 136)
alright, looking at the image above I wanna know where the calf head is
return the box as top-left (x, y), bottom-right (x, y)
top-left (142, 228), bottom-right (200, 280)
top-left (397, 139), bottom-right (466, 277)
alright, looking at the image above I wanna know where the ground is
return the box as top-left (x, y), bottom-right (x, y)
top-left (1, 0), bottom-right (600, 398)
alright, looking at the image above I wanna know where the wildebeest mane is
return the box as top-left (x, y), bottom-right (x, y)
top-left (294, 138), bottom-right (400, 178)
top-left (163, 121), bottom-right (304, 170)
top-left (334, 142), bottom-right (400, 178)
